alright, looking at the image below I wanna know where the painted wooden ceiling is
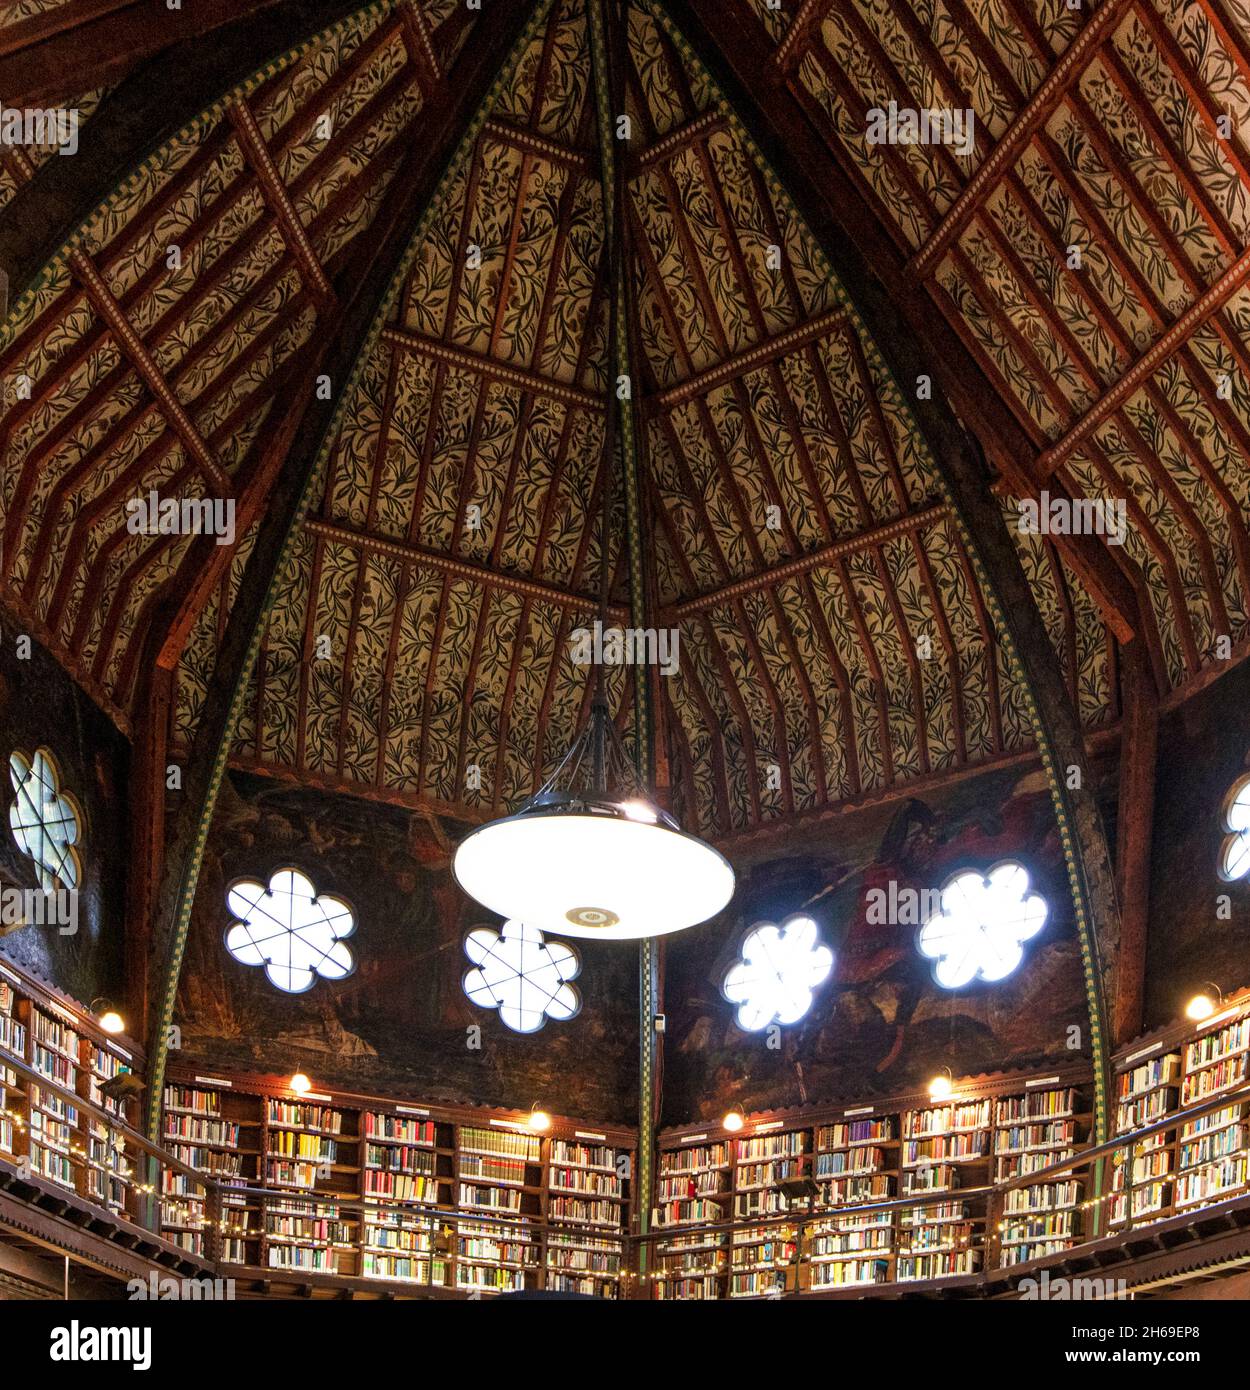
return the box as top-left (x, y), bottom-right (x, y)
top-left (744, 0), bottom-right (1250, 694)
top-left (0, 0), bottom-right (1247, 842)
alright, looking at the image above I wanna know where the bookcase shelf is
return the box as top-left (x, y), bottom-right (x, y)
top-left (160, 1081), bottom-right (259, 1260)
top-left (654, 1139), bottom-right (731, 1299)
top-left (811, 1114), bottom-right (895, 1290)
top-left (897, 1097), bottom-right (989, 1281)
top-left (993, 1084), bottom-right (1086, 1266)
top-left (160, 1068), bottom-right (633, 1298)
top-left (546, 1134), bottom-right (631, 1296)
top-left (1176, 1014), bottom-right (1250, 1209)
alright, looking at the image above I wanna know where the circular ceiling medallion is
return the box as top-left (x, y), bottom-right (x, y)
top-left (565, 907), bottom-right (620, 929)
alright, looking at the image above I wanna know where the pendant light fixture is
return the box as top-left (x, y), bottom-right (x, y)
top-left (452, 0), bottom-right (734, 942)
top-left (452, 693), bottom-right (735, 940)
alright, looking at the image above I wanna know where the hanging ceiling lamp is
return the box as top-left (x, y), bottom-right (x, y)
top-left (453, 696), bottom-right (735, 941)
top-left (453, 0), bottom-right (733, 941)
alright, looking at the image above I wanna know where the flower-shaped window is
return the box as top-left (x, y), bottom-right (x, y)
top-left (463, 920), bottom-right (580, 1034)
top-left (1218, 773), bottom-right (1250, 881)
top-left (722, 915), bottom-right (834, 1032)
top-left (917, 861), bottom-right (1047, 989)
top-left (224, 868), bottom-right (355, 993)
top-left (9, 747), bottom-right (82, 893)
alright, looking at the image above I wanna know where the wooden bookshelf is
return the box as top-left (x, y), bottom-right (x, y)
top-left (546, 1132), bottom-right (631, 1297)
top-left (1176, 1011), bottom-right (1250, 1209)
top-left (161, 1066), bottom-right (634, 1298)
top-left (262, 1095), bottom-right (359, 1277)
top-left (656, 1068), bottom-right (1094, 1296)
top-left (0, 978), bottom-right (25, 1161)
top-left (454, 1123), bottom-right (541, 1293)
top-left (160, 1080), bottom-right (258, 1259)
top-left (898, 1095), bottom-right (989, 1281)
top-left (729, 1126), bottom-right (804, 1297)
top-left (82, 1034), bottom-right (137, 1214)
top-left (653, 1138), bottom-right (731, 1299)
top-left (810, 1111), bottom-right (895, 1290)
top-left (1110, 1046), bottom-right (1181, 1227)
top-left (0, 960), bottom-right (147, 1230)
top-left (360, 1105), bottom-right (450, 1289)
top-left (993, 1081), bottom-right (1088, 1265)
top-left (27, 1003), bottom-right (81, 1192)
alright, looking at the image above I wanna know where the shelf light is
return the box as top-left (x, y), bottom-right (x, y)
top-left (290, 1072), bottom-right (312, 1096)
top-left (722, 1105), bottom-right (746, 1133)
top-left (1185, 984), bottom-right (1223, 1022)
top-left (90, 997), bottom-right (126, 1035)
top-left (527, 1104), bottom-right (551, 1132)
top-left (928, 1069), bottom-right (954, 1102)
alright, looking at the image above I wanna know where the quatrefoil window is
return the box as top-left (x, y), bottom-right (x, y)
top-left (225, 868), bottom-right (356, 994)
top-left (8, 748), bottom-right (82, 894)
top-left (1218, 773), bottom-right (1250, 882)
top-left (462, 920), bottom-right (580, 1034)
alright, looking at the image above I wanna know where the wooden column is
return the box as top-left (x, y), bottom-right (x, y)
top-left (1113, 644), bottom-right (1159, 1045)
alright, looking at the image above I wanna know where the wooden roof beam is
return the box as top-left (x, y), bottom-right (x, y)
top-left (380, 325), bottom-right (605, 412)
top-left (304, 517), bottom-right (630, 619)
top-left (68, 249), bottom-right (232, 496)
top-left (908, 0), bottom-right (1135, 280)
top-left (628, 109), bottom-right (726, 175)
top-left (483, 118), bottom-right (597, 174)
top-left (664, 504), bottom-right (948, 618)
top-left (227, 98), bottom-right (335, 307)
top-left (1040, 246), bottom-right (1250, 477)
top-left (644, 306), bottom-right (848, 410)
top-left (772, 0), bottom-right (836, 77)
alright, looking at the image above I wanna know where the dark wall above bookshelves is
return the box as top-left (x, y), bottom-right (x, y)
top-left (0, 608), bottom-right (130, 1008)
top-left (1146, 658), bottom-right (1250, 1028)
top-left (172, 772), bottom-right (639, 1122)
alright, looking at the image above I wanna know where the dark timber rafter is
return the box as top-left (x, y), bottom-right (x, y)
top-left (130, 0), bottom-right (552, 1141)
top-left (0, 0), bottom-right (441, 303)
top-left (663, 0), bottom-right (1124, 1151)
top-left (0, 0), bottom-right (363, 108)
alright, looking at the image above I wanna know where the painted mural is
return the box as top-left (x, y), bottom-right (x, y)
top-left (174, 770), bottom-right (640, 1122)
top-left (660, 760), bottom-right (1104, 1124)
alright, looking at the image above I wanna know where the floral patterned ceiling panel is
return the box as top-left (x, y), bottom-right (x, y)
top-left (741, 0), bottom-right (1250, 698)
top-left (181, 0), bottom-right (1103, 837)
top-left (12, 0), bottom-right (1214, 840)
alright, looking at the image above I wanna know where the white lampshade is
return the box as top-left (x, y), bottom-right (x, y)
top-left (453, 800), bottom-right (735, 941)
